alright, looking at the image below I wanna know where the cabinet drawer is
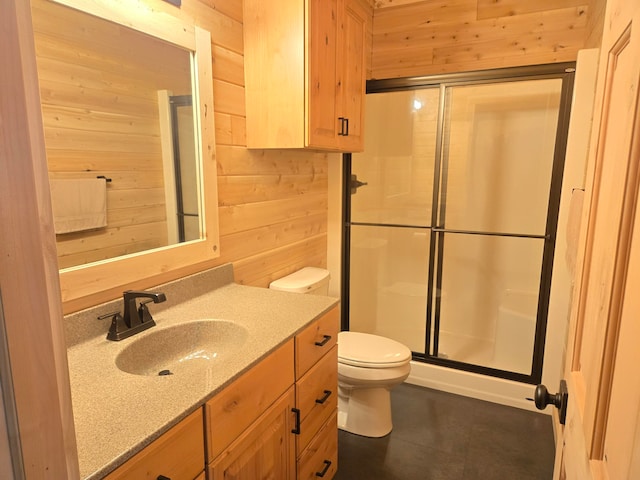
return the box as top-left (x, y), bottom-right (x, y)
top-left (297, 411), bottom-right (338, 480)
top-left (208, 387), bottom-right (296, 480)
top-left (296, 345), bottom-right (337, 453)
top-left (295, 306), bottom-right (339, 379)
top-left (103, 408), bottom-right (204, 480)
top-left (206, 339), bottom-right (294, 461)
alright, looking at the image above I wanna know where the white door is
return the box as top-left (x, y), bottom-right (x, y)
top-left (555, 0), bottom-right (640, 478)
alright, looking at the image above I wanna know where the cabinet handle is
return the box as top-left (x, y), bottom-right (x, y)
top-left (314, 335), bottom-right (331, 347)
top-left (338, 117), bottom-right (345, 136)
top-left (344, 117), bottom-right (349, 136)
top-left (315, 390), bottom-right (332, 404)
top-left (291, 408), bottom-right (301, 435)
top-left (315, 460), bottom-right (332, 477)
top-left (157, 476), bottom-right (171, 480)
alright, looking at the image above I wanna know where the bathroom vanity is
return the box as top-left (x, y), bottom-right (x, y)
top-left (65, 264), bottom-right (338, 479)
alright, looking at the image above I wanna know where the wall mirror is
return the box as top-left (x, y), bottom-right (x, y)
top-left (32, 0), bottom-right (220, 309)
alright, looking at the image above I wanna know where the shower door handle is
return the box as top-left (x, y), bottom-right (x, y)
top-left (530, 380), bottom-right (568, 424)
top-left (350, 174), bottom-right (368, 195)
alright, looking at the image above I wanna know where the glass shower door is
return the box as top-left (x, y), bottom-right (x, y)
top-left (349, 88), bottom-right (440, 354)
top-left (347, 67), bottom-right (571, 381)
top-left (435, 80), bottom-right (562, 374)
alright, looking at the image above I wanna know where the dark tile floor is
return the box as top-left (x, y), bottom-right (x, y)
top-left (335, 383), bottom-right (555, 480)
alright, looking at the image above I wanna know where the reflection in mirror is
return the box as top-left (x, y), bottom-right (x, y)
top-left (32, 0), bottom-right (201, 269)
top-left (30, 0), bottom-right (220, 311)
top-left (164, 95), bottom-right (200, 243)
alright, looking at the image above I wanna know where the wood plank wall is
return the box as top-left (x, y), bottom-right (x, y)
top-left (34, 0), bottom-right (338, 295)
top-left (171, 0), bottom-right (332, 288)
top-left (584, 0), bottom-right (607, 48)
top-left (32, 0), bottom-right (193, 268)
top-left (33, 0), bottom-right (606, 305)
top-left (370, 0), bottom-right (598, 79)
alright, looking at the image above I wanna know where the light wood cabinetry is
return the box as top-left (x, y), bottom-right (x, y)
top-left (103, 409), bottom-right (204, 480)
top-left (208, 387), bottom-right (297, 479)
top-left (206, 305), bottom-right (339, 480)
top-left (243, 0), bottom-right (366, 152)
top-left (298, 411), bottom-right (338, 480)
top-left (294, 306), bottom-right (339, 479)
top-left (295, 306), bottom-right (339, 376)
top-left (205, 340), bottom-right (295, 461)
top-left (296, 346), bottom-right (338, 455)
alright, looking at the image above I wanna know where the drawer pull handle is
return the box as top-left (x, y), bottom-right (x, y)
top-left (291, 407), bottom-right (301, 435)
top-left (316, 460), bottom-right (332, 477)
top-left (315, 390), bottom-right (332, 404)
top-left (157, 476), bottom-right (171, 480)
top-left (314, 335), bottom-right (332, 347)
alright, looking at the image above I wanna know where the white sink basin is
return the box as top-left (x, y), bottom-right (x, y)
top-left (115, 320), bottom-right (248, 376)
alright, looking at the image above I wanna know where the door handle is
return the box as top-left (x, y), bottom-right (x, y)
top-left (531, 380), bottom-right (568, 425)
top-left (350, 174), bottom-right (368, 195)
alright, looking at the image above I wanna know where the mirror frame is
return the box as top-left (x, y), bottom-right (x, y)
top-left (49, 0), bottom-right (220, 310)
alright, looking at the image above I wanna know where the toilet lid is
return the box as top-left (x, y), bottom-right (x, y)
top-left (338, 331), bottom-right (412, 368)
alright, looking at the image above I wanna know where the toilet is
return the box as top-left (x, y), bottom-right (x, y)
top-left (269, 267), bottom-right (412, 438)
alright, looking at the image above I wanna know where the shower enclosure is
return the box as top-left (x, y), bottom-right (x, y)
top-left (168, 95), bottom-right (200, 243)
top-left (343, 64), bottom-right (575, 384)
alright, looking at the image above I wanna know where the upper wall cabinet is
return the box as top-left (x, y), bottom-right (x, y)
top-left (243, 0), bottom-right (367, 152)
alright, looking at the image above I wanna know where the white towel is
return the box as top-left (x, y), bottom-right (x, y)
top-left (50, 178), bottom-right (107, 234)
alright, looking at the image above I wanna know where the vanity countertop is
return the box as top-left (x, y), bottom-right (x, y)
top-left (65, 264), bottom-right (338, 479)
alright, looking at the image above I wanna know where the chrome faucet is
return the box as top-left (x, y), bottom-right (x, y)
top-left (99, 290), bottom-right (166, 341)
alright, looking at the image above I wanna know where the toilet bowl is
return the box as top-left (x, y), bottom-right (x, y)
top-left (337, 331), bottom-right (411, 437)
top-left (269, 268), bottom-right (411, 438)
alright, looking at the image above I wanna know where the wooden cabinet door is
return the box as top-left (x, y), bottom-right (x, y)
top-left (557, 0), bottom-right (640, 478)
top-left (307, 0), bottom-right (341, 149)
top-left (208, 387), bottom-right (296, 480)
top-left (103, 409), bottom-right (204, 480)
top-left (337, 0), bottom-right (366, 152)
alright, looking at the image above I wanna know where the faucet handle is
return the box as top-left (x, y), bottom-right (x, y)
top-left (97, 311), bottom-right (129, 341)
top-left (97, 311), bottom-right (122, 321)
top-left (138, 299), bottom-right (155, 324)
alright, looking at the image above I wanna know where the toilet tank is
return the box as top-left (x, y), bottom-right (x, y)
top-left (269, 267), bottom-right (330, 295)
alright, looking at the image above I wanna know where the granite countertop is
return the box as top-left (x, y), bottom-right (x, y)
top-left (65, 264), bottom-right (338, 479)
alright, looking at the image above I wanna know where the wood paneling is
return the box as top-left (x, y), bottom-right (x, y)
top-left (584, 0), bottom-right (607, 48)
top-left (0, 0), bottom-right (79, 476)
top-left (233, 236), bottom-right (328, 288)
top-left (33, 0), bottom-right (331, 309)
top-left (371, 0), bottom-right (591, 78)
top-left (32, 0), bottom-right (192, 267)
top-left (476, 0), bottom-right (586, 19)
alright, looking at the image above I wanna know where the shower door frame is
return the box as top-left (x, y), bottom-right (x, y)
top-left (169, 94), bottom-right (197, 243)
top-left (342, 63), bottom-right (576, 384)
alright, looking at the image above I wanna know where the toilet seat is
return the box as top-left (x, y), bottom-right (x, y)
top-left (338, 331), bottom-right (411, 368)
